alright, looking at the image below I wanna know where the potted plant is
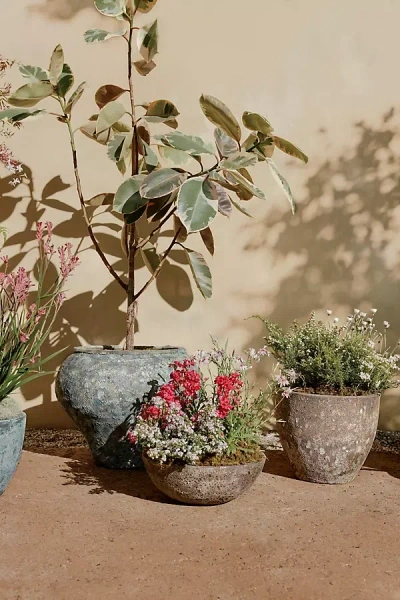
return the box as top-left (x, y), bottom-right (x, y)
top-left (130, 341), bottom-right (270, 505)
top-left (259, 310), bottom-right (399, 484)
top-left (0, 223), bottom-right (79, 495)
top-left (0, 0), bottom-right (308, 468)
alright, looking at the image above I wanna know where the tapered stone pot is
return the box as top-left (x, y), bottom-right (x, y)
top-left (276, 391), bottom-right (380, 484)
top-left (143, 454), bottom-right (266, 505)
top-left (55, 346), bottom-right (186, 469)
top-left (0, 412), bottom-right (26, 496)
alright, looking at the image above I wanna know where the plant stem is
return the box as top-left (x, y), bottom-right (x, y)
top-left (63, 115), bottom-right (128, 292)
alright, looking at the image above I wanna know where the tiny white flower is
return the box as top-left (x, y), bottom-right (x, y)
top-left (371, 308), bottom-right (377, 314)
top-left (384, 321), bottom-right (390, 329)
top-left (326, 310), bottom-right (332, 316)
top-left (354, 309), bottom-right (360, 314)
top-left (333, 317), bottom-right (339, 323)
top-left (360, 312), bottom-right (367, 318)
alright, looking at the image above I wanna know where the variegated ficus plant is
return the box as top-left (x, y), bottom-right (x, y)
top-left (0, 0), bottom-right (308, 350)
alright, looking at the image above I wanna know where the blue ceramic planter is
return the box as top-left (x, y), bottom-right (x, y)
top-left (0, 412), bottom-right (26, 496)
top-left (55, 346), bottom-right (186, 469)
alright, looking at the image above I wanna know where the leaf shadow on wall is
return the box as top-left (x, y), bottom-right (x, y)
top-left (0, 166), bottom-right (193, 428)
top-left (29, 0), bottom-right (94, 20)
top-left (235, 108), bottom-right (400, 429)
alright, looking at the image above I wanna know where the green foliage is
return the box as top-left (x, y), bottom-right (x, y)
top-left (6, 2), bottom-right (308, 343)
top-left (260, 311), bottom-right (400, 395)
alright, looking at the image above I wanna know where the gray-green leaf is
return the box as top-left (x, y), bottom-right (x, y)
top-left (114, 175), bottom-right (147, 214)
top-left (230, 197), bottom-right (254, 218)
top-left (0, 108), bottom-right (44, 122)
top-left (140, 168), bottom-right (187, 199)
top-left (7, 82), bottom-right (54, 108)
top-left (177, 177), bottom-right (217, 233)
top-left (57, 64), bottom-right (74, 98)
top-left (134, 0), bottom-right (158, 13)
top-left (266, 158), bottom-right (296, 214)
top-left (65, 82), bottom-right (86, 114)
top-left (84, 28), bottom-right (126, 43)
top-left (156, 131), bottom-right (214, 155)
top-left (94, 0), bottom-right (126, 17)
top-left (199, 95), bottom-right (241, 143)
top-left (220, 151), bottom-right (257, 170)
top-left (19, 65), bottom-right (48, 84)
top-left (242, 111), bottom-right (274, 135)
top-left (49, 45), bottom-right (64, 87)
top-left (137, 20), bottom-right (158, 62)
top-left (214, 127), bottom-right (238, 157)
top-left (96, 100), bottom-right (126, 134)
top-left (203, 180), bottom-right (232, 217)
top-left (273, 136), bottom-right (308, 163)
top-left (184, 248), bottom-right (212, 299)
top-left (158, 145), bottom-right (194, 169)
top-left (225, 169), bottom-right (266, 200)
top-left (142, 141), bottom-right (159, 171)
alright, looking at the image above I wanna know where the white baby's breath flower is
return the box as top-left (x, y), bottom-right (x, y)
top-left (384, 321), bottom-right (390, 329)
top-left (326, 310), bottom-right (332, 316)
top-left (354, 309), bottom-right (360, 314)
top-left (333, 317), bottom-right (339, 324)
top-left (371, 308), bottom-right (377, 314)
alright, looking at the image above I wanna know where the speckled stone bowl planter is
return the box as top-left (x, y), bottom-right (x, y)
top-left (55, 346), bottom-right (186, 470)
top-left (0, 412), bottom-right (26, 496)
top-left (277, 391), bottom-right (380, 484)
top-left (143, 454), bottom-right (266, 505)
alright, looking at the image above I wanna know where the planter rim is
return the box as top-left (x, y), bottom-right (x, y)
top-left (72, 345), bottom-right (185, 355)
top-left (0, 411), bottom-right (26, 423)
top-left (289, 390), bottom-right (380, 400)
top-left (143, 453), bottom-right (266, 471)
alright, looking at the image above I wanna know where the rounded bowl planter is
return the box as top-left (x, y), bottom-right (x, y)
top-left (0, 412), bottom-right (26, 496)
top-left (276, 391), bottom-right (380, 484)
top-left (143, 454), bottom-right (266, 505)
top-left (55, 345), bottom-right (186, 470)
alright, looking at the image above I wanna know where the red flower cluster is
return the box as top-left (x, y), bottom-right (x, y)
top-left (141, 405), bottom-right (161, 421)
top-left (215, 372), bottom-right (243, 418)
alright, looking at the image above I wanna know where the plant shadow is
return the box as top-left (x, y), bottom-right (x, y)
top-left (262, 449), bottom-right (296, 479)
top-left (362, 451), bottom-right (400, 480)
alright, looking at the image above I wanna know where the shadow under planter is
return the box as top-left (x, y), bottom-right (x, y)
top-left (55, 346), bottom-right (186, 469)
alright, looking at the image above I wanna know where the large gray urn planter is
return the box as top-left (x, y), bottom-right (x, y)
top-left (0, 412), bottom-right (26, 496)
top-left (277, 391), bottom-right (380, 484)
top-left (143, 455), bottom-right (266, 505)
top-left (56, 346), bottom-right (186, 469)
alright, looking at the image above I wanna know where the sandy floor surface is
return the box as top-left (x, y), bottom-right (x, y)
top-left (2, 441), bottom-right (400, 600)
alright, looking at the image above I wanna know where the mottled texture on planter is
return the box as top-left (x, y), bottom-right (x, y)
top-left (143, 455), bottom-right (266, 505)
top-left (0, 412), bottom-right (26, 495)
top-left (277, 392), bottom-right (380, 484)
top-left (55, 346), bottom-right (186, 470)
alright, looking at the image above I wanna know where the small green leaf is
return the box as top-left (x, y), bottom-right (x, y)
top-left (208, 171), bottom-right (238, 192)
top-left (173, 214), bottom-right (188, 242)
top-left (266, 158), bottom-right (296, 214)
top-left (134, 0), bottom-right (158, 12)
top-left (84, 28), bottom-right (126, 43)
top-left (114, 175), bottom-right (147, 214)
top-left (86, 193), bottom-right (115, 207)
top-left (49, 45), bottom-right (64, 87)
top-left (147, 195), bottom-right (173, 219)
top-left (0, 108), bottom-right (44, 122)
top-left (95, 84), bottom-right (126, 109)
top-left (107, 134), bottom-right (126, 163)
top-left (243, 132), bottom-right (258, 151)
top-left (57, 64), bottom-right (74, 98)
top-left (133, 59), bottom-right (156, 76)
top-left (7, 82), bottom-right (54, 107)
top-left (80, 119), bottom-right (111, 145)
top-left (177, 177), bottom-right (217, 233)
top-left (94, 0), bottom-right (126, 17)
top-left (146, 99), bottom-right (179, 119)
top-left (65, 82), bottom-right (86, 114)
top-left (199, 95), bottom-right (241, 143)
top-left (96, 100), bottom-right (126, 134)
top-left (273, 136), bottom-right (308, 163)
top-left (156, 131), bottom-right (214, 156)
top-left (225, 169), bottom-right (265, 200)
top-left (214, 127), bottom-right (238, 158)
top-left (141, 242), bottom-right (160, 274)
top-left (124, 205), bottom-right (147, 224)
top-left (19, 65), bottom-right (48, 84)
top-left (184, 248), bottom-right (212, 299)
top-left (158, 145), bottom-right (194, 169)
top-left (230, 197), bottom-right (254, 218)
top-left (203, 180), bottom-right (232, 217)
top-left (140, 168), bottom-right (187, 199)
top-left (142, 141), bottom-right (159, 172)
top-left (242, 111), bottom-right (273, 135)
top-left (200, 227), bottom-right (214, 256)
top-left (137, 20), bottom-right (158, 62)
top-left (220, 151), bottom-right (257, 170)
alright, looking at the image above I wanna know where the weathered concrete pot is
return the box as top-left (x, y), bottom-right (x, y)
top-left (276, 391), bottom-right (380, 484)
top-left (0, 413), bottom-right (26, 496)
top-left (143, 454), bottom-right (266, 505)
top-left (55, 346), bottom-right (186, 470)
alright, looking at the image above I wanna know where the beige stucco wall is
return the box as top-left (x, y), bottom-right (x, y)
top-left (2, 0), bottom-right (400, 429)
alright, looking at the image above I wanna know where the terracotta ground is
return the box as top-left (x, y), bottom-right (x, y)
top-left (2, 446), bottom-right (400, 600)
